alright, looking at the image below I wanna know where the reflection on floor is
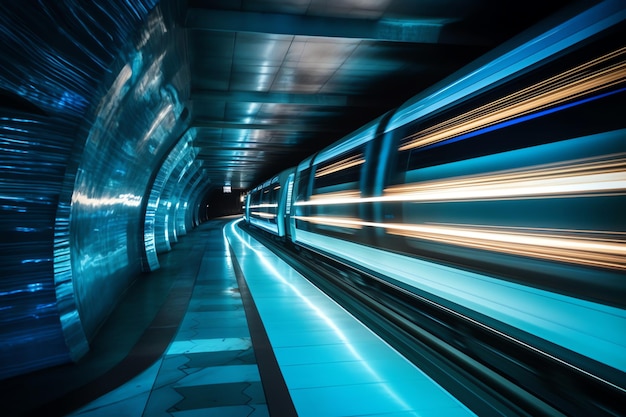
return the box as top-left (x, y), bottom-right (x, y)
top-left (68, 217), bottom-right (270, 417)
top-left (225, 218), bottom-right (475, 417)
top-left (3, 216), bottom-right (476, 417)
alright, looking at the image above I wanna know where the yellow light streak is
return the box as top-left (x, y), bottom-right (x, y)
top-left (309, 190), bottom-right (361, 201)
top-left (385, 223), bottom-right (626, 270)
top-left (248, 203), bottom-right (278, 209)
top-left (315, 154), bottom-right (365, 177)
top-left (398, 47), bottom-right (626, 151)
top-left (293, 215), bottom-right (363, 229)
top-left (384, 155), bottom-right (626, 202)
top-left (251, 211), bottom-right (276, 219)
top-left (295, 216), bottom-right (626, 270)
top-left (294, 155), bottom-right (626, 206)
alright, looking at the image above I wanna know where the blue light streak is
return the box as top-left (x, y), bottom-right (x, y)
top-left (420, 86), bottom-right (626, 151)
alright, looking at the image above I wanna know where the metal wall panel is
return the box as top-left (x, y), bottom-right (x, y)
top-left (0, 0), bottom-right (191, 379)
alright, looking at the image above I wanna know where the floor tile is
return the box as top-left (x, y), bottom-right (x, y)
top-left (152, 355), bottom-right (192, 388)
top-left (170, 382), bottom-right (257, 410)
top-left (170, 404), bottom-right (267, 417)
top-left (166, 338), bottom-right (252, 355)
top-left (273, 341), bottom-right (391, 366)
top-left (175, 364), bottom-right (261, 386)
top-left (143, 385), bottom-right (185, 417)
top-left (289, 382), bottom-right (415, 417)
top-left (24, 218), bottom-right (479, 417)
top-left (182, 349), bottom-right (258, 369)
top-left (67, 360), bottom-right (161, 417)
top-left (281, 360), bottom-right (387, 389)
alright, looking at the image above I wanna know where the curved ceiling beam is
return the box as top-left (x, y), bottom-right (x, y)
top-left (190, 89), bottom-right (394, 107)
top-left (185, 9), bottom-right (465, 45)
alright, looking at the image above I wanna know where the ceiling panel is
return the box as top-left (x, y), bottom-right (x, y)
top-left (184, 0), bottom-right (575, 191)
top-left (234, 33), bottom-right (293, 64)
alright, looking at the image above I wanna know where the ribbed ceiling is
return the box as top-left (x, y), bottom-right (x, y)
top-left (184, 0), bottom-right (574, 190)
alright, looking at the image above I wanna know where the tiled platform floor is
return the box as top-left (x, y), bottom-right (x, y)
top-left (66, 217), bottom-right (272, 417)
top-left (225, 218), bottom-right (475, 417)
top-left (2, 216), bottom-right (477, 416)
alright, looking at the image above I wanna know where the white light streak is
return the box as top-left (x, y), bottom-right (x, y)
top-left (315, 154), bottom-right (365, 178)
top-left (295, 155), bottom-right (626, 206)
top-left (398, 48), bottom-right (626, 151)
top-left (72, 192), bottom-right (142, 208)
top-left (294, 216), bottom-right (626, 270)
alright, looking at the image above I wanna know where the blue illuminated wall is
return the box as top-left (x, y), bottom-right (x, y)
top-left (144, 128), bottom-right (200, 271)
top-left (0, 0), bottom-right (202, 379)
top-left (66, 7), bottom-right (190, 346)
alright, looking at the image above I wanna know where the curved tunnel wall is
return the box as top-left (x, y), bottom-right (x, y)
top-left (154, 131), bottom-right (196, 254)
top-left (144, 128), bottom-right (196, 271)
top-left (170, 160), bottom-right (204, 237)
top-left (0, 0), bottom-right (204, 380)
top-left (178, 166), bottom-right (208, 234)
top-left (67, 7), bottom-right (190, 345)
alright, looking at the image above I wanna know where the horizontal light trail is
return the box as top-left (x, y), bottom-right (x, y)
top-left (295, 155), bottom-right (626, 206)
top-left (384, 156), bottom-right (626, 201)
top-left (293, 216), bottom-right (626, 270)
top-left (248, 203), bottom-right (278, 209)
top-left (250, 211), bottom-right (275, 219)
top-left (296, 216), bottom-right (364, 229)
top-left (314, 153), bottom-right (364, 177)
top-left (398, 47), bottom-right (626, 151)
top-left (310, 190), bottom-right (361, 201)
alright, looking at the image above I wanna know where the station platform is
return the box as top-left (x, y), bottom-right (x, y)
top-left (2, 217), bottom-right (475, 417)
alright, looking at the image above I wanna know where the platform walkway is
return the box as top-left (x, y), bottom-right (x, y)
top-left (224, 218), bottom-right (475, 417)
top-left (3, 216), bottom-right (475, 416)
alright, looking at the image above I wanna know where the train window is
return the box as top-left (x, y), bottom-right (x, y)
top-left (389, 37), bottom-right (626, 186)
top-left (250, 187), bottom-right (261, 207)
top-left (270, 183), bottom-right (280, 204)
top-left (294, 167), bottom-right (313, 202)
top-left (284, 174), bottom-right (294, 215)
top-left (312, 148), bottom-right (365, 197)
top-left (267, 180), bottom-right (280, 224)
top-left (261, 186), bottom-right (270, 205)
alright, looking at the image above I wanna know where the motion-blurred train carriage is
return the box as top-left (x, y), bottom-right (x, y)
top-left (246, 5), bottom-right (626, 306)
top-left (243, 5), bottom-right (626, 414)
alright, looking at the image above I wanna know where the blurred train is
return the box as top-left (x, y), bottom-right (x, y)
top-left (244, 0), bottom-right (626, 382)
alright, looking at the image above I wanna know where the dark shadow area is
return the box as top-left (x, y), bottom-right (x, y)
top-left (200, 188), bottom-right (244, 221)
